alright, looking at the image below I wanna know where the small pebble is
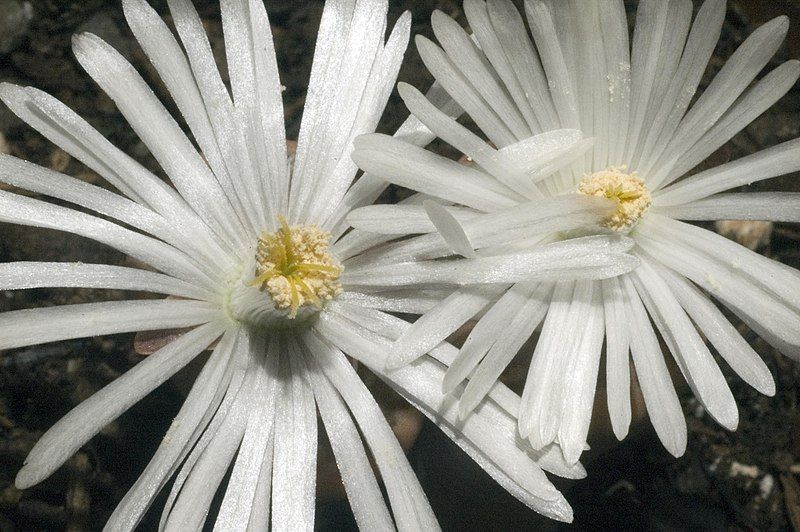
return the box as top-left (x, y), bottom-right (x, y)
top-left (715, 220), bottom-right (773, 251)
top-left (760, 474), bottom-right (774, 499)
top-left (730, 461), bottom-right (760, 478)
top-left (49, 148), bottom-right (71, 172)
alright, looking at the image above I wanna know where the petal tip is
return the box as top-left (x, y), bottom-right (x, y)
top-left (15, 465), bottom-right (39, 490)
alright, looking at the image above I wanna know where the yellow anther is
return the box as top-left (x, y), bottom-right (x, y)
top-left (250, 216), bottom-right (342, 318)
top-left (578, 166), bottom-right (652, 231)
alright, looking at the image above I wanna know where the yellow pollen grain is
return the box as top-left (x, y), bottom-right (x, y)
top-left (578, 166), bottom-right (652, 231)
top-left (250, 216), bottom-right (343, 318)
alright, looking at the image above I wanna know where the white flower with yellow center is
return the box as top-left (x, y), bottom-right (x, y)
top-left (349, 0), bottom-right (800, 465)
top-left (0, 0), bottom-right (636, 527)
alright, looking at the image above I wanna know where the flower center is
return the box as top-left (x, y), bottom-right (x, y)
top-left (250, 216), bottom-right (343, 318)
top-left (578, 166), bottom-right (652, 231)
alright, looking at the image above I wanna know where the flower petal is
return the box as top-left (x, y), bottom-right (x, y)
top-left (106, 329), bottom-right (238, 531)
top-left (654, 192), bottom-right (800, 223)
top-left (0, 299), bottom-right (218, 351)
top-left (270, 352), bottom-right (318, 531)
top-left (620, 275), bottom-right (687, 457)
top-left (601, 276), bottom-right (632, 440)
top-left (0, 262), bottom-right (210, 300)
top-left (16, 321), bottom-right (224, 489)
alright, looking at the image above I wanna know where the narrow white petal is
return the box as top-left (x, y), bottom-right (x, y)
top-left (650, 259), bottom-right (775, 396)
top-left (444, 282), bottom-right (543, 393)
top-left (339, 287), bottom-right (449, 314)
top-left (347, 202), bottom-right (481, 235)
top-left (637, 216), bottom-right (800, 356)
top-left (416, 35), bottom-right (518, 147)
top-left (387, 286), bottom-right (502, 369)
top-left (221, 0), bottom-right (288, 216)
top-left (327, 80), bottom-right (463, 233)
top-left (398, 81), bottom-right (545, 198)
top-left (487, 0), bottom-right (560, 131)
top-left (245, 435), bottom-right (275, 532)
top-left (0, 185), bottom-right (211, 287)
top-left (0, 154), bottom-right (172, 246)
top-left (344, 235), bottom-right (638, 287)
top-left (306, 9), bottom-right (412, 224)
top-left (654, 138), bottom-right (800, 206)
top-left (215, 335), bottom-right (279, 532)
top-left (627, 0), bottom-right (692, 169)
top-left (313, 315), bottom-right (572, 522)
top-left (465, 0), bottom-right (539, 132)
top-left (424, 199), bottom-right (477, 258)
top-left (291, 0), bottom-right (396, 223)
top-left (16, 321), bottom-right (224, 489)
top-left (0, 83), bottom-right (149, 205)
top-left (517, 282), bottom-right (570, 445)
top-left (346, 193), bottom-right (615, 267)
top-left (336, 193), bottom-right (434, 260)
top-left (494, 132), bottom-right (593, 191)
top-left (459, 283), bottom-right (550, 418)
top-left (159, 330), bottom-right (251, 527)
top-left (523, 0), bottom-right (580, 129)
top-left (558, 281), bottom-right (605, 464)
top-left (431, 9), bottom-right (530, 139)
top-left (0, 84), bottom-right (230, 267)
top-left (319, 302), bottom-right (587, 483)
top-left (641, 214), bottom-right (800, 316)
top-left (652, 16), bottom-right (790, 181)
top-left (124, 0), bottom-right (251, 225)
top-left (271, 354), bottom-right (318, 532)
top-left (0, 262), bottom-right (210, 300)
top-left (636, 0), bottom-right (725, 174)
top-left (597, 0), bottom-right (632, 167)
top-left (654, 192), bottom-right (800, 222)
top-left (290, 0), bottom-right (358, 211)
top-left (106, 329), bottom-right (238, 531)
top-left (303, 345), bottom-right (394, 531)
top-left (621, 276), bottom-right (687, 457)
top-left (352, 133), bottom-right (521, 212)
top-left (0, 299), bottom-right (218, 351)
top-left (72, 32), bottom-right (248, 246)
top-left (625, 0), bottom-right (671, 165)
top-left (165, 385), bottom-right (247, 532)
top-left (166, 0), bottom-right (274, 227)
top-left (304, 329), bottom-right (439, 531)
top-left (659, 59), bottom-right (800, 187)
top-left (633, 259), bottom-right (738, 430)
top-left (601, 276), bottom-right (632, 440)
top-left (388, 363), bottom-right (573, 522)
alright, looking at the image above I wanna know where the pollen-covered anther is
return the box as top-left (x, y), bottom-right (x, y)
top-left (251, 217), bottom-right (342, 318)
top-left (578, 166), bottom-right (652, 231)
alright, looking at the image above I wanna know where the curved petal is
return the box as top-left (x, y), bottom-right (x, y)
top-left (106, 328), bottom-right (239, 531)
top-left (654, 192), bottom-right (800, 222)
top-left (0, 299), bottom-right (218, 351)
top-left (301, 341), bottom-right (395, 531)
top-left (0, 262), bottom-right (211, 300)
top-left (16, 320), bottom-right (225, 489)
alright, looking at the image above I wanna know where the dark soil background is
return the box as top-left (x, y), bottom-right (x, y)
top-left (0, 0), bottom-right (799, 530)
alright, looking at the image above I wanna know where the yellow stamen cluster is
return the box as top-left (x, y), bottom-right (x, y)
top-left (251, 217), bottom-right (343, 318)
top-left (578, 166), bottom-right (652, 231)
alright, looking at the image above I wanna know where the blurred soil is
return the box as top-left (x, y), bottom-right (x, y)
top-left (0, 0), bottom-right (799, 530)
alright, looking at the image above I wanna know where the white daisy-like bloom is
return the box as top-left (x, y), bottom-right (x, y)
top-left (0, 0), bottom-right (643, 527)
top-left (349, 0), bottom-right (800, 465)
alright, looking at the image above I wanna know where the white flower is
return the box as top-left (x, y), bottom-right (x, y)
top-left (349, 0), bottom-right (800, 465)
top-left (0, 0), bottom-right (605, 527)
